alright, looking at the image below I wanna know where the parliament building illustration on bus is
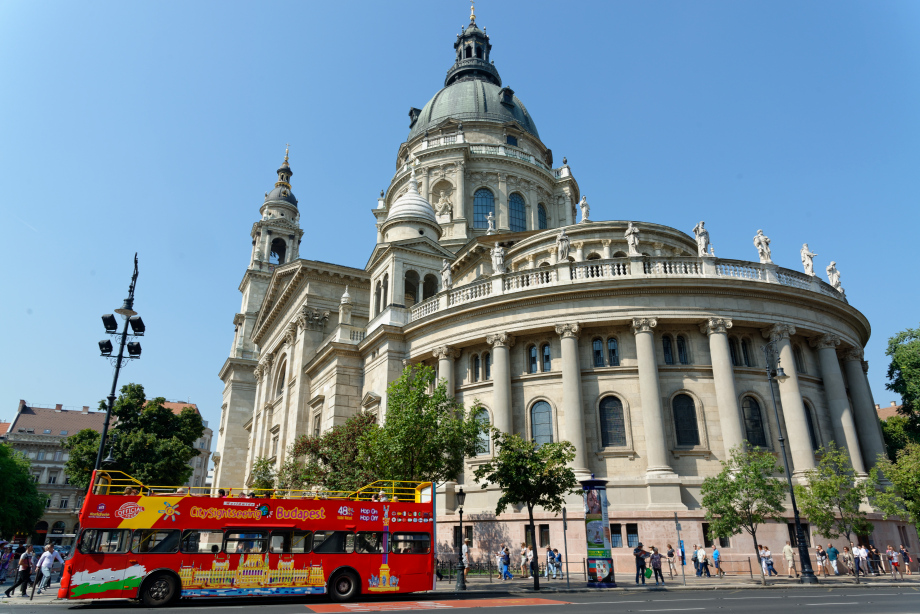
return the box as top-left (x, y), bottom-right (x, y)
top-left (178, 555), bottom-right (325, 595)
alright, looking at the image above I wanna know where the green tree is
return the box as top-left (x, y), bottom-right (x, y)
top-left (0, 444), bottom-right (46, 539)
top-left (473, 431), bottom-right (579, 591)
top-left (872, 443), bottom-right (920, 525)
top-left (885, 324), bottom-right (920, 417)
top-left (700, 445), bottom-right (786, 585)
top-left (794, 443), bottom-right (875, 545)
top-left (365, 365), bottom-right (487, 484)
top-left (278, 412), bottom-right (380, 493)
top-left (880, 415), bottom-right (920, 461)
top-left (250, 457), bottom-right (277, 493)
top-left (62, 383), bottom-right (204, 489)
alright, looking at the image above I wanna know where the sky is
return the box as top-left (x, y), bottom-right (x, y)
top-left (1, 1), bottom-right (918, 451)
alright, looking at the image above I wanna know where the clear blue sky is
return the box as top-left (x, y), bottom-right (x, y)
top-left (1, 1), bottom-right (917, 443)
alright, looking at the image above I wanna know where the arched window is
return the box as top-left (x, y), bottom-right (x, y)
top-left (465, 45), bottom-right (472, 59)
top-left (423, 274), bottom-right (439, 300)
top-left (374, 281), bottom-right (381, 317)
top-left (404, 270), bottom-right (420, 307)
top-left (672, 394), bottom-right (700, 446)
top-left (663, 336), bottom-right (674, 365)
top-left (677, 335), bottom-right (690, 364)
top-left (475, 410), bottom-right (490, 455)
top-left (541, 344), bottom-right (551, 372)
top-left (472, 355), bottom-right (480, 383)
top-left (742, 396), bottom-right (767, 447)
top-left (741, 339), bottom-right (753, 367)
top-left (269, 238), bottom-right (287, 265)
top-left (586, 253), bottom-right (602, 260)
top-left (538, 204), bottom-right (548, 230)
top-left (531, 401), bottom-right (553, 446)
top-left (607, 338), bottom-right (620, 366)
top-left (528, 346), bottom-right (538, 374)
top-left (509, 193), bottom-right (526, 232)
top-left (484, 352), bottom-right (491, 380)
top-left (475, 45), bottom-right (483, 59)
top-left (473, 188), bottom-right (495, 229)
top-left (613, 251), bottom-right (628, 258)
top-left (592, 338), bottom-right (605, 367)
top-left (793, 345), bottom-right (807, 374)
top-left (729, 338), bottom-right (741, 367)
top-left (276, 364), bottom-right (286, 397)
top-left (52, 520), bottom-right (66, 532)
top-left (382, 273), bottom-right (389, 308)
top-left (803, 402), bottom-right (820, 451)
top-left (599, 396), bottom-right (627, 447)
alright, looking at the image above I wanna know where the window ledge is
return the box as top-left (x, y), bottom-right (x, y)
top-left (595, 448), bottom-right (637, 460)
top-left (670, 448), bottom-right (712, 459)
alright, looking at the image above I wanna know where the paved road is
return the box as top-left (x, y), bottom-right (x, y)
top-left (7, 588), bottom-right (918, 614)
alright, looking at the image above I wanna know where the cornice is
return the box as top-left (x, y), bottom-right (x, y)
top-left (218, 356), bottom-right (258, 381)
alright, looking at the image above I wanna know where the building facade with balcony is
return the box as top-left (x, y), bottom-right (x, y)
top-left (213, 9), bottom-right (915, 567)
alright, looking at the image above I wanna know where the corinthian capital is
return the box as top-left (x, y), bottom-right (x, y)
top-left (253, 364), bottom-right (264, 381)
top-left (700, 317), bottom-right (732, 336)
top-left (838, 347), bottom-right (864, 362)
top-left (554, 322), bottom-right (581, 339)
top-left (432, 345), bottom-right (461, 360)
top-left (761, 323), bottom-right (796, 342)
top-left (486, 332), bottom-right (516, 348)
top-left (809, 334), bottom-right (840, 350)
top-left (631, 317), bottom-right (658, 335)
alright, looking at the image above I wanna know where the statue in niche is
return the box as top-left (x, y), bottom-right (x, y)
top-left (826, 261), bottom-right (844, 293)
top-left (578, 196), bottom-right (590, 223)
top-left (485, 211), bottom-right (496, 235)
top-left (753, 229), bottom-right (772, 263)
top-left (491, 246), bottom-right (506, 275)
top-left (555, 228), bottom-right (571, 261)
top-left (253, 246), bottom-right (263, 262)
top-left (435, 189), bottom-right (452, 218)
top-left (441, 259), bottom-right (453, 290)
top-left (801, 243), bottom-right (817, 276)
top-left (625, 222), bottom-right (640, 256)
top-left (693, 221), bottom-right (712, 257)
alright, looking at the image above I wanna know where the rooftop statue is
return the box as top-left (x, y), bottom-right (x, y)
top-left (625, 222), bottom-right (640, 256)
top-left (556, 228), bottom-right (570, 261)
top-left (801, 243), bottom-right (817, 276)
top-left (441, 259), bottom-right (453, 290)
top-left (486, 211), bottom-right (496, 235)
top-left (753, 229), bottom-right (772, 264)
top-left (692, 221), bottom-right (711, 258)
top-left (491, 246), bottom-right (506, 275)
top-left (579, 196), bottom-right (590, 224)
top-left (826, 261), bottom-right (844, 294)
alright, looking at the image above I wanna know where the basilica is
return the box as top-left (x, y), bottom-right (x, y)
top-left (213, 7), bottom-right (914, 567)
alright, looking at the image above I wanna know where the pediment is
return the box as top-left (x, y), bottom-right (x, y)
top-left (366, 236), bottom-right (455, 271)
top-left (361, 392), bottom-right (381, 409)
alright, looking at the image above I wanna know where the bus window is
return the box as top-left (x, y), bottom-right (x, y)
top-left (79, 529), bottom-right (132, 554)
top-left (269, 533), bottom-right (288, 553)
top-left (225, 532), bottom-right (267, 554)
top-left (292, 531), bottom-right (312, 553)
top-left (390, 533), bottom-right (431, 554)
top-left (312, 530), bottom-right (355, 554)
top-left (270, 531), bottom-right (312, 554)
top-left (180, 529), bottom-right (225, 554)
top-left (132, 529), bottom-right (180, 553)
top-left (356, 532), bottom-right (384, 554)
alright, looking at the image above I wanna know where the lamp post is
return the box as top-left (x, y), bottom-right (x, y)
top-left (762, 340), bottom-right (818, 584)
top-left (455, 486), bottom-right (467, 591)
top-left (94, 254), bottom-right (145, 472)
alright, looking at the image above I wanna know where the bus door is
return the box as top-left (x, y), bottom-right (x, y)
top-left (178, 529), bottom-right (227, 593)
top-left (268, 530), bottom-right (313, 591)
top-left (388, 532), bottom-right (433, 592)
top-left (73, 528), bottom-right (134, 598)
top-left (224, 530), bottom-right (267, 593)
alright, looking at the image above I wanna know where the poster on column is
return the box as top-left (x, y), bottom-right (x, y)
top-left (582, 479), bottom-right (615, 587)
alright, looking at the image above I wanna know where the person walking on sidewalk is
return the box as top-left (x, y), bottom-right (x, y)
top-left (887, 546), bottom-right (902, 580)
top-left (869, 546), bottom-right (883, 575)
top-left (712, 545), bottom-right (724, 578)
top-left (815, 545), bottom-right (829, 576)
top-left (858, 544), bottom-right (869, 576)
top-left (763, 546), bottom-right (778, 576)
top-left (691, 544), bottom-right (700, 576)
top-left (501, 548), bottom-right (512, 580)
top-left (783, 541), bottom-right (798, 578)
top-left (519, 543), bottom-right (528, 579)
top-left (650, 547), bottom-right (665, 585)
top-left (4, 545), bottom-right (33, 598)
top-left (36, 544), bottom-right (64, 594)
top-left (826, 543), bottom-right (840, 575)
top-left (525, 545), bottom-right (535, 578)
top-left (633, 542), bottom-right (649, 585)
top-left (899, 545), bottom-right (912, 576)
top-left (842, 547), bottom-right (855, 576)
top-left (553, 549), bottom-right (563, 580)
top-left (0, 545), bottom-right (13, 584)
top-left (544, 546), bottom-right (556, 579)
top-left (666, 544), bottom-right (677, 578)
top-left (697, 546), bottom-right (711, 578)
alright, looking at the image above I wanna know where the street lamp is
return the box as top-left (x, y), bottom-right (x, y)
top-left (455, 486), bottom-right (467, 591)
top-left (762, 340), bottom-right (818, 584)
top-left (94, 254), bottom-right (144, 472)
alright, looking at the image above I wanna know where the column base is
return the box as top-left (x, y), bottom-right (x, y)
top-left (645, 472), bottom-right (687, 511)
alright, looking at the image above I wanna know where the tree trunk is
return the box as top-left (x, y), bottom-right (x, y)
top-left (529, 505), bottom-right (540, 591)
top-left (751, 532), bottom-right (766, 586)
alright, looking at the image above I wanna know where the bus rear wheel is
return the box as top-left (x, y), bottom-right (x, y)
top-left (141, 573), bottom-right (177, 607)
top-left (329, 570), bottom-right (359, 602)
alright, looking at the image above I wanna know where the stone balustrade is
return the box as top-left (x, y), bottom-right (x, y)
top-left (448, 277), bottom-right (493, 307)
top-left (572, 260), bottom-right (629, 280)
top-left (503, 267), bottom-right (557, 292)
top-left (645, 257), bottom-right (703, 277)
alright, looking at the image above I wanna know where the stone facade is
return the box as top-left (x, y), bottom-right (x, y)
top-left (213, 10), bottom-right (917, 569)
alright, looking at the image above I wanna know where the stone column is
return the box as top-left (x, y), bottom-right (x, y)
top-left (811, 335), bottom-right (866, 475)
top-left (564, 193), bottom-right (573, 226)
top-left (556, 322), bottom-right (588, 474)
top-left (454, 162), bottom-right (466, 222)
top-left (700, 318), bottom-right (745, 455)
top-left (487, 332), bottom-right (515, 434)
top-left (497, 173), bottom-right (509, 231)
top-left (601, 240), bottom-right (612, 260)
top-left (762, 324), bottom-right (815, 475)
top-left (433, 345), bottom-right (460, 397)
top-left (840, 348), bottom-right (888, 470)
top-left (632, 317), bottom-right (674, 476)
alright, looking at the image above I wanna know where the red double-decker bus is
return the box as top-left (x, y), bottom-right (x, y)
top-left (59, 471), bottom-right (435, 606)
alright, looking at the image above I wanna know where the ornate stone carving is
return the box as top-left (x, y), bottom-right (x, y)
top-left (753, 229), bottom-right (773, 264)
top-left (699, 317), bottom-right (732, 336)
top-left (486, 332), bottom-right (516, 348)
top-left (283, 322), bottom-right (297, 346)
top-left (435, 189), bottom-right (452, 219)
top-left (556, 228), bottom-right (570, 261)
top-left (298, 306), bottom-right (330, 331)
top-left (693, 221), bottom-right (712, 257)
top-left (801, 243), bottom-right (817, 276)
top-left (486, 211), bottom-right (496, 235)
top-left (809, 333), bottom-right (840, 350)
top-left (491, 246), bottom-right (506, 274)
top-left (761, 323), bottom-right (796, 342)
top-left (838, 347), bottom-right (864, 362)
top-left (631, 317), bottom-right (658, 334)
top-left (826, 261), bottom-right (844, 294)
top-left (432, 345), bottom-right (461, 360)
top-left (441, 259), bottom-right (453, 290)
top-left (625, 222), bottom-right (640, 256)
top-left (253, 364), bottom-right (264, 381)
top-left (555, 322), bottom-right (581, 338)
top-left (578, 196), bottom-right (590, 223)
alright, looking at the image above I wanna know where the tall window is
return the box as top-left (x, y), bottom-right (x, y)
top-left (610, 524), bottom-right (623, 548)
top-left (803, 402), bottom-right (819, 451)
top-left (663, 336), bottom-right (674, 365)
top-left (541, 344), bottom-right (551, 372)
top-left (793, 344), bottom-right (806, 374)
top-left (599, 396), bottom-right (626, 447)
top-left (729, 338), bottom-right (740, 367)
top-left (677, 335), bottom-right (689, 364)
top-left (509, 193), bottom-right (526, 232)
top-left (626, 524), bottom-right (639, 548)
top-left (528, 346), bottom-right (538, 374)
top-left (538, 204), bottom-right (548, 230)
top-left (531, 401), bottom-right (553, 446)
top-left (607, 338), bottom-right (620, 366)
top-left (484, 352), bottom-right (491, 380)
top-left (741, 339), bottom-right (753, 367)
top-left (473, 355), bottom-right (480, 382)
top-left (592, 338), bottom-right (605, 367)
top-left (672, 394), bottom-right (700, 446)
top-left (506, 135), bottom-right (518, 146)
top-left (475, 410), bottom-right (490, 455)
top-left (473, 188), bottom-right (495, 229)
top-left (742, 396), bottom-right (768, 447)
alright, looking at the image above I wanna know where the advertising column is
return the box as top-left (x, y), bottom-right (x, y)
top-left (581, 477), bottom-right (616, 587)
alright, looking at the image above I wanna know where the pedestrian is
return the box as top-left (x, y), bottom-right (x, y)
top-left (757, 545), bottom-right (767, 576)
top-left (650, 546), bottom-right (665, 585)
top-left (526, 544), bottom-right (535, 578)
top-left (783, 541), bottom-right (798, 578)
top-left (841, 547), bottom-right (855, 576)
top-left (4, 545), bottom-right (34, 598)
top-left (520, 543), bottom-right (528, 579)
top-left (899, 544), bottom-right (912, 576)
top-left (712, 544), bottom-right (724, 578)
top-left (869, 546), bottom-right (883, 575)
top-left (633, 542), bottom-right (648, 585)
top-left (697, 545), bottom-right (711, 578)
top-left (886, 546), bottom-right (902, 580)
top-left (461, 538), bottom-right (470, 579)
top-left (501, 548), bottom-right (513, 580)
top-left (825, 543), bottom-right (840, 575)
top-left (857, 544), bottom-right (869, 576)
top-left (553, 549), bottom-right (562, 579)
top-left (666, 544), bottom-right (677, 578)
top-left (36, 544), bottom-right (64, 593)
top-left (495, 545), bottom-right (504, 580)
top-left (544, 546), bottom-right (555, 579)
top-left (691, 544), bottom-right (700, 575)
top-left (0, 546), bottom-right (13, 583)
top-left (815, 545), bottom-right (829, 576)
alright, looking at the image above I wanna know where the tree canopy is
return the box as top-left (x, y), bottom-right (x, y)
top-left (880, 415), bottom-right (920, 461)
top-left (886, 324), bottom-right (920, 418)
top-left (873, 442), bottom-right (920, 526)
top-left (62, 383), bottom-right (205, 489)
top-left (0, 444), bottom-right (46, 539)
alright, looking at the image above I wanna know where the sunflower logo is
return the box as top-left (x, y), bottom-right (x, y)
top-left (158, 501), bottom-right (181, 522)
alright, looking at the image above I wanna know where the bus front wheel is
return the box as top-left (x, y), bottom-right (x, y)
top-left (140, 572), bottom-right (178, 607)
top-left (329, 570), bottom-right (359, 602)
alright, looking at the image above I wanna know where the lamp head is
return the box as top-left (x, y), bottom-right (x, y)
top-left (456, 486), bottom-right (466, 507)
top-left (114, 298), bottom-right (137, 319)
top-left (101, 314), bottom-right (118, 333)
top-left (775, 366), bottom-right (788, 381)
top-left (98, 340), bottom-right (113, 356)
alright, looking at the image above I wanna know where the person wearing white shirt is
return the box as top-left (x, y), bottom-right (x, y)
top-left (36, 545), bottom-right (64, 593)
